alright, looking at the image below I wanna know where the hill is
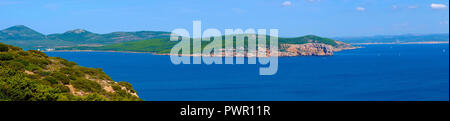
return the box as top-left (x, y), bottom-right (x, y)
top-left (0, 25), bottom-right (45, 40)
top-left (58, 34), bottom-right (355, 56)
top-left (0, 25), bottom-right (171, 49)
top-left (0, 25), bottom-right (356, 56)
top-left (0, 42), bottom-right (141, 101)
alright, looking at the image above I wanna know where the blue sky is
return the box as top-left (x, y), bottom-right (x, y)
top-left (0, 0), bottom-right (448, 37)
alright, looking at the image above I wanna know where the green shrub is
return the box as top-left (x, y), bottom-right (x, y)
top-left (71, 78), bottom-right (102, 93)
top-left (81, 93), bottom-right (107, 101)
top-left (0, 76), bottom-right (61, 101)
top-left (37, 70), bottom-right (51, 76)
top-left (61, 60), bottom-right (77, 67)
top-left (53, 84), bottom-right (70, 93)
top-left (27, 64), bottom-right (42, 72)
top-left (6, 61), bottom-right (25, 71)
top-left (61, 67), bottom-right (84, 77)
top-left (60, 67), bottom-right (73, 74)
top-left (0, 44), bottom-right (8, 52)
top-left (118, 82), bottom-right (136, 93)
top-left (15, 58), bottom-right (30, 66)
top-left (0, 61), bottom-right (24, 72)
top-left (0, 53), bottom-right (14, 61)
top-left (79, 67), bottom-right (99, 75)
top-left (69, 74), bottom-right (77, 81)
top-left (18, 51), bottom-right (30, 56)
top-left (28, 50), bottom-right (48, 58)
top-left (0, 43), bottom-right (141, 101)
top-left (44, 77), bottom-right (58, 85)
top-left (51, 72), bottom-right (70, 84)
top-left (8, 46), bottom-right (22, 51)
top-left (26, 74), bottom-right (40, 80)
top-left (23, 57), bottom-right (50, 68)
top-left (111, 84), bottom-right (122, 92)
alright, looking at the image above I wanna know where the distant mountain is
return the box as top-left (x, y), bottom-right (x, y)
top-left (0, 25), bottom-right (172, 49)
top-left (101, 31), bottom-right (172, 43)
top-left (0, 25), bottom-right (45, 40)
top-left (47, 29), bottom-right (172, 43)
top-left (47, 29), bottom-right (104, 42)
top-left (335, 34), bottom-right (449, 43)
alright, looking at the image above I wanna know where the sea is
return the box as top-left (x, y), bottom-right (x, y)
top-left (45, 44), bottom-right (449, 101)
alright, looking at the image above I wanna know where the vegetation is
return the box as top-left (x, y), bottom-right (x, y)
top-left (279, 35), bottom-right (338, 46)
top-left (0, 43), bottom-right (141, 101)
top-left (0, 25), bottom-right (346, 52)
top-left (0, 25), bottom-right (171, 50)
top-left (58, 34), bottom-right (343, 53)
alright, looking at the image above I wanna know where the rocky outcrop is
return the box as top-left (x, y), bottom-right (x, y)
top-left (280, 43), bottom-right (334, 56)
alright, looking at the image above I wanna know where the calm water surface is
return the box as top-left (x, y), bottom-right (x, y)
top-left (46, 44), bottom-right (449, 101)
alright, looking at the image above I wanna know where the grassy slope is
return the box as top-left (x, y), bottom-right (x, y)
top-left (0, 43), bottom-right (141, 101)
top-left (58, 35), bottom-right (342, 53)
top-left (0, 25), bottom-right (172, 50)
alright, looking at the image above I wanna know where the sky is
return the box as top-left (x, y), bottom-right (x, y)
top-left (0, 0), bottom-right (449, 37)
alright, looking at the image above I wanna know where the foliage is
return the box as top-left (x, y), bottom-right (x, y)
top-left (51, 72), bottom-right (70, 84)
top-left (71, 78), bottom-right (102, 93)
top-left (61, 60), bottom-right (77, 67)
top-left (0, 25), bottom-right (171, 50)
top-left (0, 42), bottom-right (141, 101)
top-left (0, 43), bottom-right (8, 52)
top-left (279, 35), bottom-right (338, 46)
top-left (0, 53), bottom-right (14, 61)
top-left (59, 35), bottom-right (342, 53)
top-left (117, 82), bottom-right (136, 93)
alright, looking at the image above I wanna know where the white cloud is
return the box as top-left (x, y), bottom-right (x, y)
top-left (356, 7), bottom-right (366, 11)
top-left (431, 3), bottom-right (447, 9)
top-left (282, 1), bottom-right (292, 7)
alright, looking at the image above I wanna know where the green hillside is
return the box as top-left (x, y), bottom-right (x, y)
top-left (0, 25), bottom-right (45, 40)
top-left (47, 29), bottom-right (104, 42)
top-left (0, 42), bottom-right (141, 101)
top-left (61, 39), bottom-right (179, 53)
top-left (279, 35), bottom-right (338, 46)
top-left (58, 34), bottom-right (345, 53)
top-left (0, 25), bottom-right (171, 50)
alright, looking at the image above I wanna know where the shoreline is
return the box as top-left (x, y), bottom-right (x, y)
top-left (46, 42), bottom-right (445, 56)
top-left (48, 50), bottom-right (158, 54)
top-left (351, 41), bottom-right (449, 45)
top-left (48, 47), bottom-right (359, 57)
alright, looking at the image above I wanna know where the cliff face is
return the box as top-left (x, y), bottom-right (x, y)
top-left (279, 41), bottom-right (357, 56)
top-left (280, 43), bottom-right (334, 56)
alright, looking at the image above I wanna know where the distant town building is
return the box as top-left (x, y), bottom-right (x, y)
top-left (45, 48), bottom-right (55, 51)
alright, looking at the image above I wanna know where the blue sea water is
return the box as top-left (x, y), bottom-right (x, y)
top-left (45, 44), bottom-right (449, 101)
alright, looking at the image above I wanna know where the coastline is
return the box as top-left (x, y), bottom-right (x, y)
top-left (351, 41), bottom-right (449, 45)
top-left (49, 46), bottom-right (360, 57)
top-left (47, 42), bottom-right (445, 56)
top-left (48, 50), bottom-right (158, 54)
